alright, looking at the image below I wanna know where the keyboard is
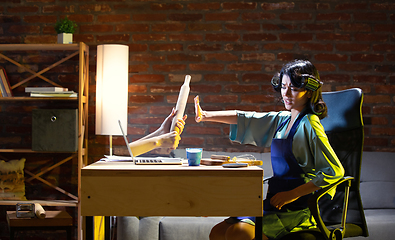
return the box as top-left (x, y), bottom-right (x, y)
top-left (101, 155), bottom-right (183, 165)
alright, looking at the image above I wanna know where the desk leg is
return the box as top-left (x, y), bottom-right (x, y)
top-left (255, 217), bottom-right (262, 240)
top-left (85, 216), bottom-right (94, 240)
top-left (105, 217), bottom-right (111, 240)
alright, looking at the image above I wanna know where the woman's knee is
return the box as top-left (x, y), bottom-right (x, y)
top-left (209, 221), bottom-right (231, 240)
top-left (225, 222), bottom-right (255, 240)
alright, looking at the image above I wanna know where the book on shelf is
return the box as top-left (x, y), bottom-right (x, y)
top-left (0, 68), bottom-right (12, 97)
top-left (30, 91), bottom-right (77, 98)
top-left (25, 87), bottom-right (68, 92)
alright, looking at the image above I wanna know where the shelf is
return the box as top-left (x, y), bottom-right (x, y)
top-left (0, 200), bottom-right (78, 207)
top-left (0, 149), bottom-right (77, 153)
top-left (0, 44), bottom-right (80, 51)
top-left (0, 97), bottom-right (77, 101)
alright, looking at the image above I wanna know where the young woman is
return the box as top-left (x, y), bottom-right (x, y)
top-left (128, 108), bottom-right (187, 156)
top-left (194, 60), bottom-right (344, 240)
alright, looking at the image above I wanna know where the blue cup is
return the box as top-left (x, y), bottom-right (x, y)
top-left (186, 148), bottom-right (202, 166)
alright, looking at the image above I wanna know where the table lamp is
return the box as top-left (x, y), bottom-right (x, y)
top-left (95, 44), bottom-right (129, 156)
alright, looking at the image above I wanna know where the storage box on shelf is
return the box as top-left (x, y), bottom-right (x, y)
top-left (0, 43), bottom-right (89, 239)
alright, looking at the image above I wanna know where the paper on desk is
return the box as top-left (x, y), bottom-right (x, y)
top-left (100, 155), bottom-right (134, 162)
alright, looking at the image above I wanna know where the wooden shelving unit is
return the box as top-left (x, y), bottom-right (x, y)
top-left (0, 43), bottom-right (89, 240)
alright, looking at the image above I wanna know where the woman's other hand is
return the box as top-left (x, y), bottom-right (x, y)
top-left (194, 95), bottom-right (203, 123)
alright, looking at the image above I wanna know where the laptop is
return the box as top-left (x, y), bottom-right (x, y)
top-left (109, 119), bottom-right (182, 165)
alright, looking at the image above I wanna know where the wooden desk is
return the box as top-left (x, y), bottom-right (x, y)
top-left (81, 161), bottom-right (263, 239)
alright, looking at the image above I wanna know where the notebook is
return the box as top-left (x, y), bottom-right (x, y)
top-left (106, 119), bottom-right (182, 165)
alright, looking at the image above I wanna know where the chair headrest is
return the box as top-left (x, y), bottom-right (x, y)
top-left (321, 88), bottom-right (363, 132)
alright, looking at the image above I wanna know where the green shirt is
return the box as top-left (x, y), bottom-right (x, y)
top-left (229, 111), bottom-right (344, 197)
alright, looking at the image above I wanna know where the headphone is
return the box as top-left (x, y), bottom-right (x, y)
top-left (271, 73), bottom-right (322, 92)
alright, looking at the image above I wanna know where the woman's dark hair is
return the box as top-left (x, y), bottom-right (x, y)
top-left (271, 59), bottom-right (327, 119)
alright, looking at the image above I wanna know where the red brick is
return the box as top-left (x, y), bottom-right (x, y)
top-left (316, 13), bottom-right (351, 21)
top-left (150, 85), bottom-right (184, 93)
top-left (168, 53), bottom-right (202, 62)
top-left (353, 75), bottom-right (386, 84)
top-left (22, 55), bottom-right (57, 63)
top-left (373, 44), bottom-right (395, 52)
top-left (150, 44), bottom-right (183, 52)
top-left (371, 3), bottom-right (395, 10)
top-left (261, 2), bottom-right (295, 10)
top-left (7, 6), bottom-right (39, 13)
top-left (128, 85), bottom-right (147, 93)
top-left (224, 84), bottom-right (259, 93)
top-left (189, 63), bottom-right (224, 71)
top-left (241, 94), bottom-right (276, 103)
top-left (133, 13), bottom-right (167, 22)
top-left (96, 34), bottom-right (130, 42)
top-left (374, 85), bottom-right (395, 94)
top-left (42, 5), bottom-right (73, 13)
top-left (169, 13), bottom-right (203, 22)
top-left (277, 53), bottom-right (295, 62)
top-left (351, 54), bottom-right (384, 62)
top-left (0, 15), bottom-right (21, 23)
top-left (97, 14), bottom-right (130, 22)
top-left (315, 53), bottom-right (348, 62)
top-left (188, 44), bottom-right (222, 52)
top-left (364, 137), bottom-right (389, 146)
top-left (374, 24), bottom-right (395, 32)
top-left (354, 12), bottom-right (387, 21)
top-left (242, 73), bottom-right (272, 83)
top-left (116, 24), bottom-right (149, 32)
top-left (151, 3), bottom-right (183, 11)
top-left (299, 43), bottom-right (333, 52)
top-left (133, 34), bottom-right (166, 41)
top-left (187, 3), bottom-right (221, 10)
top-left (263, 43), bottom-right (294, 50)
top-left (186, 126), bottom-right (222, 135)
top-left (205, 53), bottom-right (238, 62)
top-left (300, 3), bottom-right (330, 10)
top-left (24, 15), bottom-right (57, 23)
top-left (128, 44), bottom-right (148, 52)
top-left (130, 64), bottom-right (149, 72)
top-left (169, 34), bottom-right (204, 42)
top-left (302, 24), bottom-right (335, 32)
top-left (79, 4), bottom-right (111, 12)
top-left (66, 14), bottom-right (94, 23)
top-left (243, 33), bottom-right (277, 41)
top-left (242, 12), bottom-right (276, 21)
top-left (152, 64), bottom-right (186, 72)
top-left (223, 2), bottom-right (257, 10)
top-left (206, 12), bottom-right (239, 21)
top-left (9, 25), bottom-right (40, 34)
top-left (375, 65), bottom-right (395, 73)
top-left (227, 63), bottom-right (261, 72)
top-left (339, 24), bottom-right (371, 32)
top-left (189, 84), bottom-right (222, 93)
top-left (204, 95), bottom-right (238, 103)
top-left (188, 23), bottom-right (222, 31)
top-left (225, 44), bottom-right (259, 52)
top-left (316, 33), bottom-right (351, 41)
top-left (129, 95), bottom-right (164, 104)
top-left (225, 23), bottom-right (260, 31)
top-left (335, 3), bottom-right (368, 10)
top-left (24, 35), bottom-right (56, 44)
top-left (80, 24), bottom-right (113, 33)
top-left (205, 74), bottom-right (238, 82)
top-left (364, 95), bottom-right (392, 104)
top-left (279, 33), bottom-right (313, 42)
top-left (370, 127), bottom-right (395, 136)
top-left (241, 53), bottom-right (275, 61)
top-left (336, 43), bottom-right (370, 52)
top-left (280, 13), bottom-right (312, 21)
top-left (180, 136), bottom-right (205, 146)
top-left (130, 74), bottom-right (165, 83)
top-left (314, 63), bottom-right (337, 72)
top-left (206, 33), bottom-right (239, 42)
top-left (152, 23), bottom-right (186, 32)
top-left (339, 63), bottom-right (372, 72)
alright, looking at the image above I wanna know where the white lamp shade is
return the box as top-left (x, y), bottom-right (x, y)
top-left (96, 44), bottom-right (129, 136)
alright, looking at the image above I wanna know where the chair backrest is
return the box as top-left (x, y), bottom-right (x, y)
top-left (319, 88), bottom-right (368, 237)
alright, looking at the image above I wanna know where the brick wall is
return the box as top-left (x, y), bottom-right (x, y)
top-left (1, 0), bottom-right (394, 161)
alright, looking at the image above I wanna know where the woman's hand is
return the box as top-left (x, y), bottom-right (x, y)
top-left (270, 190), bottom-right (299, 210)
top-left (194, 95), bottom-right (203, 122)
